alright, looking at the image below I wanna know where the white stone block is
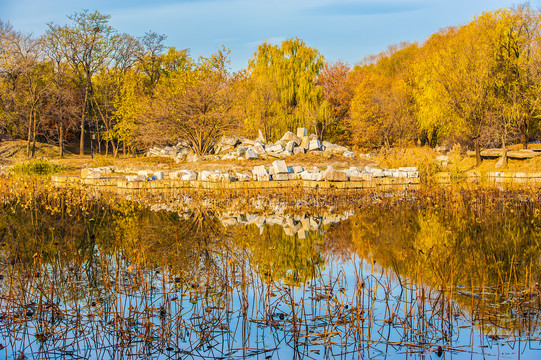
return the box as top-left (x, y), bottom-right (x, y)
top-left (245, 148), bottom-right (258, 159)
top-left (309, 139), bottom-right (321, 151)
top-left (272, 160), bottom-right (288, 174)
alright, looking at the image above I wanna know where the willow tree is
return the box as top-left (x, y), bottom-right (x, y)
top-left (248, 38), bottom-right (324, 140)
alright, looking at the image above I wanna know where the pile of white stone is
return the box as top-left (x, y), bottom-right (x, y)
top-left (80, 161), bottom-right (418, 183)
top-left (251, 160), bottom-right (418, 182)
top-left (146, 128), bottom-right (355, 162)
top-left (122, 161), bottom-right (417, 183)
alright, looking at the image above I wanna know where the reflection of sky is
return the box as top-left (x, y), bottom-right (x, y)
top-left (4, 250), bottom-right (541, 359)
top-left (1, 0), bottom-right (534, 69)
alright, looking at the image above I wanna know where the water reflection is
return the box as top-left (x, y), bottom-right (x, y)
top-left (1, 182), bottom-right (541, 359)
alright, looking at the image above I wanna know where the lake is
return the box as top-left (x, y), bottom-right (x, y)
top-left (1, 178), bottom-right (541, 359)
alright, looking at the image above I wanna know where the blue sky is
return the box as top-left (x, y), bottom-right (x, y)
top-left (1, 0), bottom-right (538, 70)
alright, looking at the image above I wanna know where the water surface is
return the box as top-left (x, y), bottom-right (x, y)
top-left (1, 182), bottom-right (541, 359)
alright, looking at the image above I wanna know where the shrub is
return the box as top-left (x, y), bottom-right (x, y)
top-left (11, 159), bottom-right (66, 176)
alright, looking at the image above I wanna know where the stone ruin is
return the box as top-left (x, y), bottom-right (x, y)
top-left (80, 160), bottom-right (419, 183)
top-left (146, 128), bottom-right (355, 162)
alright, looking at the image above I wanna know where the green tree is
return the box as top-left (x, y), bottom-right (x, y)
top-left (248, 38), bottom-right (324, 139)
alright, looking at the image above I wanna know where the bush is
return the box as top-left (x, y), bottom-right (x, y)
top-left (11, 159), bottom-right (66, 176)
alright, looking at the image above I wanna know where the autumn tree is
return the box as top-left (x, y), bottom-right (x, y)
top-left (45, 10), bottom-right (118, 155)
top-left (414, 22), bottom-right (496, 165)
top-left (491, 6), bottom-right (541, 156)
top-left (0, 24), bottom-right (48, 157)
top-left (316, 61), bottom-right (354, 143)
top-left (248, 38), bottom-right (324, 140)
top-left (146, 48), bottom-right (237, 155)
top-left (349, 44), bottom-right (418, 149)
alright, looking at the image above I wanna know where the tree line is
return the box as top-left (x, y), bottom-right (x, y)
top-left (1, 6), bottom-right (540, 163)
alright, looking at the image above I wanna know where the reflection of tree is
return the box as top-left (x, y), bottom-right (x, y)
top-left (230, 223), bottom-right (324, 284)
top-left (344, 189), bottom-right (541, 332)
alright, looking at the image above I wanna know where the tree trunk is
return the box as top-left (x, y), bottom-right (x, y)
top-left (501, 135), bottom-right (508, 167)
top-left (475, 136), bottom-right (482, 167)
top-left (79, 85), bottom-right (88, 156)
top-left (27, 111), bottom-right (33, 158)
top-left (521, 131), bottom-right (528, 150)
top-left (31, 110), bottom-right (37, 158)
top-left (59, 125), bottom-right (64, 158)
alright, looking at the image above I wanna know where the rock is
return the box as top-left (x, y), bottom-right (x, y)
top-left (399, 167), bottom-right (418, 172)
top-left (343, 151), bottom-right (355, 158)
top-left (96, 166), bottom-right (113, 174)
top-left (152, 171), bottom-right (164, 180)
top-left (180, 170), bottom-right (197, 181)
top-left (293, 166), bottom-right (303, 173)
top-left (81, 168), bottom-right (101, 179)
top-left (235, 172), bottom-right (251, 181)
top-left (252, 165), bottom-right (269, 181)
top-left (365, 166), bottom-right (385, 178)
top-left (391, 171), bottom-right (407, 178)
top-left (300, 171), bottom-right (315, 180)
top-left (309, 139), bottom-right (321, 151)
top-left (268, 144), bottom-right (283, 153)
top-left (266, 152), bottom-right (284, 159)
top-left (208, 172), bottom-right (232, 182)
top-left (408, 171), bottom-right (419, 178)
top-left (293, 147), bottom-right (306, 155)
top-left (285, 140), bottom-right (296, 153)
top-left (272, 160), bottom-right (288, 174)
top-left (322, 141), bottom-right (348, 154)
top-left (253, 142), bottom-right (266, 155)
top-left (245, 148), bottom-right (258, 159)
top-left (324, 166), bottom-right (349, 182)
top-left (126, 174), bottom-right (147, 182)
top-left (300, 136), bottom-right (310, 149)
top-left (198, 170), bottom-right (215, 181)
top-left (220, 135), bottom-right (240, 147)
top-left (282, 150), bottom-right (293, 157)
top-left (297, 127), bottom-right (308, 138)
top-left (256, 129), bottom-right (266, 143)
top-left (137, 170), bottom-right (150, 178)
top-left (237, 146), bottom-right (247, 157)
top-left (273, 173), bottom-right (289, 181)
top-left (280, 131), bottom-right (301, 145)
top-left (221, 152), bottom-right (237, 160)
